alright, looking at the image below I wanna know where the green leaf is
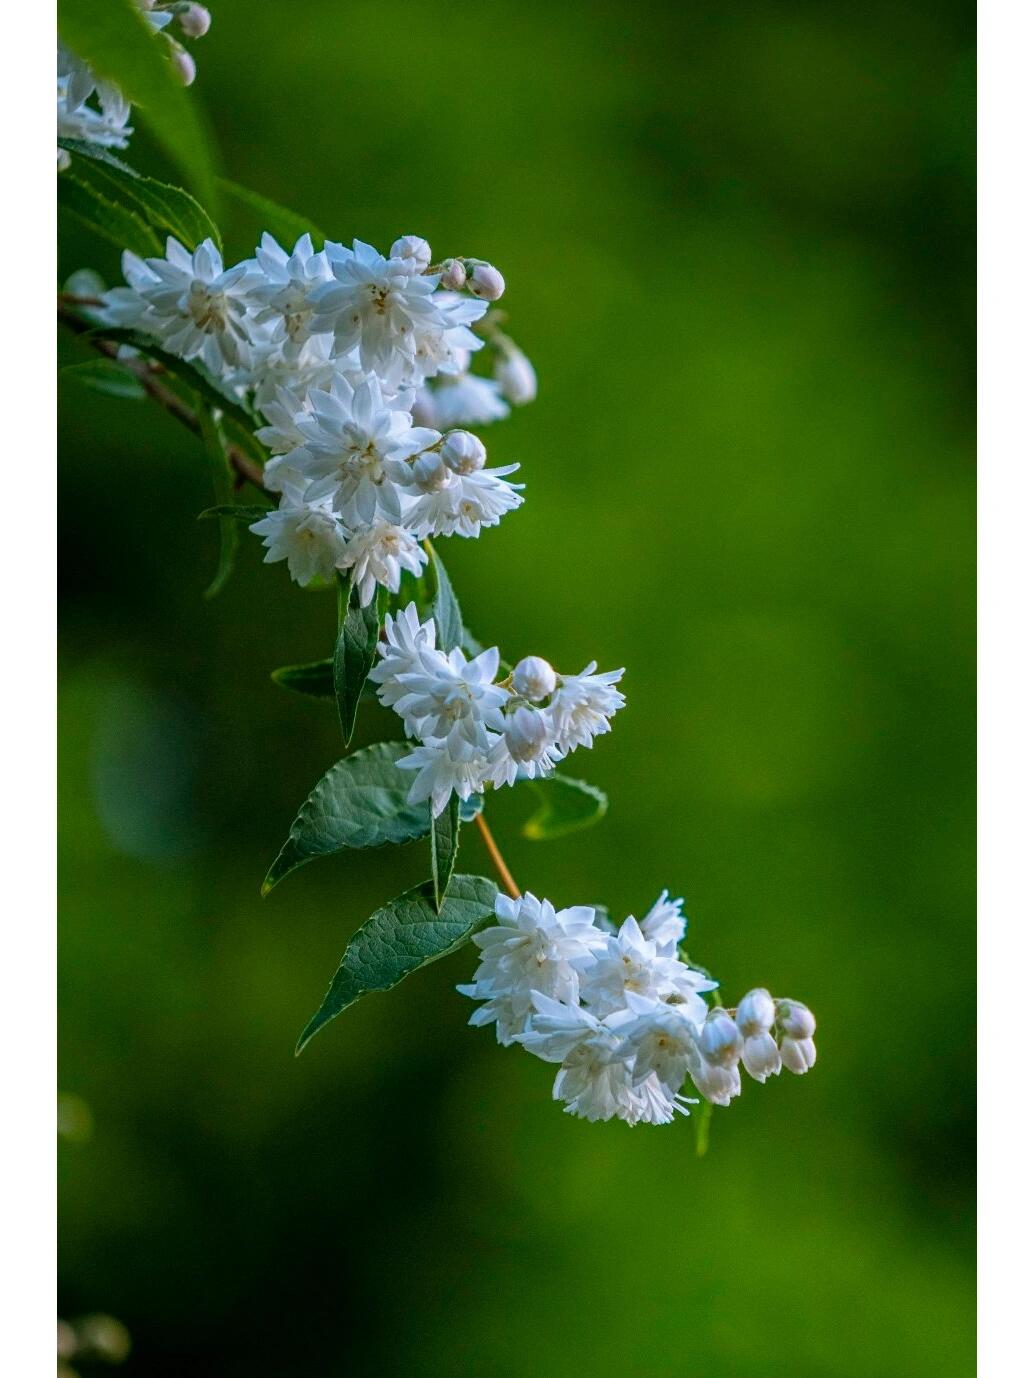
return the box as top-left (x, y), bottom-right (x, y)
top-left (58, 139), bottom-right (220, 254)
top-left (694, 1100), bottom-right (713, 1158)
top-left (198, 410), bottom-right (237, 600)
top-left (58, 165), bottom-right (163, 258)
top-left (199, 504), bottom-right (270, 523)
top-left (61, 359), bottom-right (146, 400)
top-left (270, 659), bottom-right (335, 698)
top-left (218, 177), bottom-right (326, 251)
top-left (521, 774), bottom-right (608, 841)
top-left (262, 742), bottom-right (429, 894)
top-left (98, 328), bottom-right (259, 432)
top-left (57, 0), bottom-right (218, 208)
top-left (295, 875), bottom-right (498, 1053)
top-left (425, 544), bottom-right (464, 652)
top-left (334, 574), bottom-right (382, 747)
top-left (430, 798), bottom-right (461, 911)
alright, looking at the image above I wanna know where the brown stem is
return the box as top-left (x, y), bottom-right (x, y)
top-left (474, 812), bottom-right (521, 899)
top-left (57, 304), bottom-right (269, 492)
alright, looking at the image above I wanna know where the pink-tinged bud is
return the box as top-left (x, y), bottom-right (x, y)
top-left (495, 347), bottom-right (537, 405)
top-left (171, 47), bottom-right (196, 85)
top-left (467, 261), bottom-right (506, 300)
top-left (512, 655), bottom-right (556, 700)
top-left (390, 235), bottom-right (432, 273)
top-left (777, 998), bottom-right (816, 1040)
top-left (441, 430), bottom-right (486, 474)
top-left (438, 258), bottom-right (468, 291)
top-left (179, 4), bottom-right (211, 37)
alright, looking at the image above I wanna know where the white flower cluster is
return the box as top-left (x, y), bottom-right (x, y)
top-left (369, 606), bottom-right (625, 816)
top-left (57, 4), bottom-right (211, 163)
top-left (100, 232), bottom-right (534, 604)
top-left (460, 890), bottom-right (817, 1126)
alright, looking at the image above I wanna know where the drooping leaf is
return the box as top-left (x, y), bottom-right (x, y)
top-left (198, 410), bottom-right (237, 600)
top-left (218, 177), bottom-right (326, 252)
top-left (57, 0), bottom-right (218, 208)
top-left (61, 359), bottom-right (146, 400)
top-left (270, 659), bottom-right (335, 698)
top-left (295, 874), bottom-right (498, 1053)
top-left (262, 742), bottom-right (429, 894)
top-left (333, 574), bottom-right (382, 747)
top-left (521, 774), bottom-right (608, 841)
top-left (199, 504), bottom-right (271, 523)
top-left (430, 798), bottom-right (461, 911)
top-left (57, 138), bottom-right (220, 254)
top-left (424, 544), bottom-right (464, 652)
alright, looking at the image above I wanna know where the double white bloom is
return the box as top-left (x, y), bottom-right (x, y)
top-left (100, 232), bottom-right (525, 606)
top-left (460, 891), bottom-right (818, 1127)
top-left (369, 607), bottom-right (625, 816)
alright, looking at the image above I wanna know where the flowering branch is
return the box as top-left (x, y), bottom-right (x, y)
top-left (57, 1), bottom-right (819, 1140)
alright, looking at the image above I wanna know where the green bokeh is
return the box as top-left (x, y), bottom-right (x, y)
top-left (58, 2), bottom-right (974, 1374)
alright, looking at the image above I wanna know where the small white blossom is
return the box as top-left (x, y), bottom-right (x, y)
top-left (737, 988), bottom-right (777, 1035)
top-left (580, 916), bottom-right (713, 1020)
top-left (248, 503), bottom-right (347, 586)
top-left (390, 644), bottom-right (508, 752)
top-left (338, 520), bottom-right (426, 606)
top-left (397, 739), bottom-right (489, 818)
top-left (441, 430), bottom-right (486, 475)
top-left (368, 604), bottom-right (437, 711)
top-left (777, 999), bottom-right (816, 1040)
top-left (780, 1035), bottom-right (817, 1074)
top-left (417, 375), bottom-right (509, 428)
top-left (389, 235), bottom-right (433, 273)
top-left (640, 889), bottom-right (687, 953)
top-left (241, 232), bottom-right (332, 356)
top-left (550, 663), bottom-right (626, 754)
top-left (486, 707), bottom-right (563, 787)
top-left (494, 345), bottom-right (537, 404)
top-left (405, 464), bottom-right (523, 539)
top-left (616, 994), bottom-right (699, 1094)
top-left (741, 1032), bottom-right (782, 1083)
top-left (103, 238), bottom-right (252, 375)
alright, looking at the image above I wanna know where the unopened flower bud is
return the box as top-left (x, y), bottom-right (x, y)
top-left (494, 347), bottom-right (537, 405)
top-left (438, 258), bottom-right (467, 291)
top-left (741, 1031), bottom-right (781, 1082)
top-left (390, 235), bottom-right (432, 273)
top-left (698, 1010), bottom-right (742, 1067)
top-left (780, 1035), bottom-right (817, 1075)
top-left (504, 706), bottom-right (551, 763)
top-left (441, 430), bottom-right (486, 474)
top-left (178, 4), bottom-right (211, 37)
top-left (736, 987), bottom-right (776, 1036)
top-left (467, 261), bottom-right (506, 301)
top-left (512, 655), bottom-right (556, 700)
top-left (412, 451), bottom-right (451, 493)
top-left (777, 998), bottom-right (816, 1040)
top-left (690, 1055), bottom-right (741, 1107)
top-left (171, 46), bottom-right (197, 85)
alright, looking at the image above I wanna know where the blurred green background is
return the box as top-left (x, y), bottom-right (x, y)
top-left (58, 1), bottom-right (975, 1374)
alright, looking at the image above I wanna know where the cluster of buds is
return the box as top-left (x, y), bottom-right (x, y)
top-left (691, 989), bottom-right (818, 1105)
top-left (140, 3), bottom-right (212, 85)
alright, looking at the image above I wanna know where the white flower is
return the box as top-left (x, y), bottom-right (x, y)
top-left (777, 999), bottom-right (816, 1040)
top-left (458, 894), bottom-right (607, 1044)
top-left (397, 740), bottom-right (489, 818)
top-left (697, 1009), bottom-right (742, 1067)
top-left (517, 995), bottom-right (635, 1121)
top-left (690, 1054), bottom-right (742, 1107)
top-left (616, 994), bottom-right (699, 1095)
top-left (248, 503), bottom-right (347, 586)
top-left (419, 375), bottom-right (510, 428)
top-left (241, 232), bottom-right (332, 355)
top-left (289, 374), bottom-right (439, 525)
top-left (309, 239), bottom-right (475, 381)
top-left (368, 603), bottom-right (437, 710)
top-left (485, 707), bottom-right (562, 788)
top-left (338, 520), bottom-right (426, 606)
top-left (494, 345), bottom-right (537, 404)
top-left (103, 238), bottom-right (253, 375)
top-left (405, 464), bottom-right (523, 539)
top-left (579, 916), bottom-right (713, 1020)
top-left (640, 889), bottom-right (687, 953)
top-left (741, 1032), bottom-right (782, 1083)
top-left (512, 655), bottom-right (557, 701)
top-left (390, 644), bottom-right (508, 752)
top-left (57, 77), bottom-right (133, 150)
top-left (624, 1073), bottom-right (694, 1126)
top-left (550, 663), bottom-right (626, 754)
top-left (780, 1035), bottom-right (817, 1074)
